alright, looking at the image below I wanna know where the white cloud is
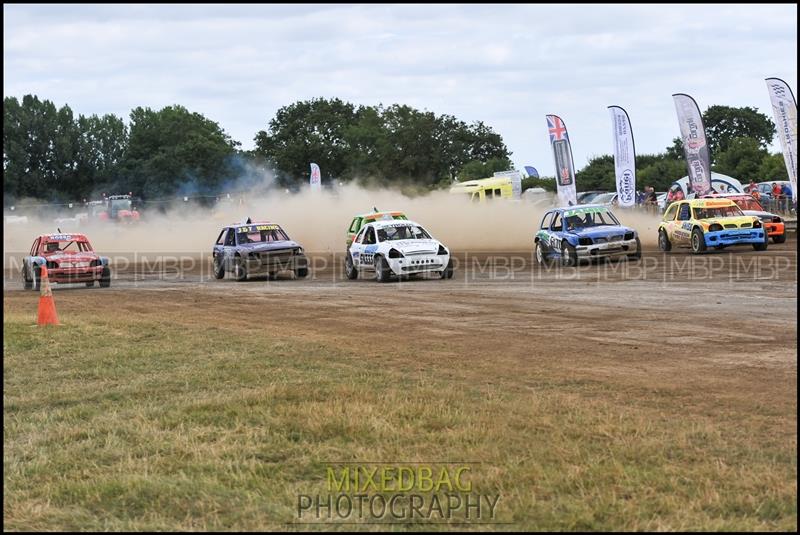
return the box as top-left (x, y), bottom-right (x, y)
top-left (3, 4), bottom-right (797, 175)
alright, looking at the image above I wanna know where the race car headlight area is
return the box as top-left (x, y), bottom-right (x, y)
top-left (389, 248), bottom-right (404, 259)
top-left (437, 245), bottom-right (447, 255)
top-left (752, 220), bottom-right (762, 228)
top-left (295, 247), bottom-right (304, 255)
top-left (708, 223), bottom-right (724, 232)
top-left (578, 237), bottom-right (592, 246)
top-left (46, 261), bottom-right (58, 269)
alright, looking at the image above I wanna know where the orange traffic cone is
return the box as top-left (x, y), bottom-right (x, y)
top-left (37, 266), bottom-right (60, 326)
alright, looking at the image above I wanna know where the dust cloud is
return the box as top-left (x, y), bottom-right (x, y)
top-left (4, 185), bottom-right (662, 263)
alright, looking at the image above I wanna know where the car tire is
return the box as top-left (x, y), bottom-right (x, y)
top-left (628, 237), bottom-right (642, 261)
top-left (33, 265), bottom-right (42, 291)
top-left (22, 263), bottom-right (33, 290)
top-left (440, 259), bottom-right (454, 279)
top-left (561, 242), bottom-right (577, 267)
top-left (535, 242), bottom-right (551, 266)
top-left (752, 235), bottom-right (769, 251)
top-left (690, 227), bottom-right (706, 254)
top-left (658, 229), bottom-right (672, 252)
top-left (295, 267), bottom-right (309, 278)
top-left (375, 255), bottom-right (391, 283)
top-left (344, 253), bottom-right (358, 280)
top-left (234, 256), bottom-right (247, 281)
top-left (212, 255), bottom-right (225, 279)
top-left (773, 233), bottom-right (786, 244)
top-left (99, 266), bottom-right (111, 288)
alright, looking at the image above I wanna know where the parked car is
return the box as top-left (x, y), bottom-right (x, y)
top-left (576, 190), bottom-right (608, 204)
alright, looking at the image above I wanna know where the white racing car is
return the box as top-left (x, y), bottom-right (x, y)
top-left (345, 219), bottom-right (454, 282)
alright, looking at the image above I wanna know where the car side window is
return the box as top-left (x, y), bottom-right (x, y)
top-left (224, 229), bottom-right (235, 246)
top-left (485, 189), bottom-right (494, 200)
top-left (363, 227), bottom-right (376, 245)
top-left (551, 213), bottom-right (563, 231)
top-left (540, 212), bottom-right (553, 230)
top-left (677, 203), bottom-right (691, 221)
top-left (216, 229), bottom-right (226, 245)
top-left (349, 218), bottom-right (362, 233)
top-left (663, 204), bottom-right (679, 221)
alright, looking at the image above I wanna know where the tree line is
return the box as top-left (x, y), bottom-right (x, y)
top-left (3, 94), bottom-right (788, 204)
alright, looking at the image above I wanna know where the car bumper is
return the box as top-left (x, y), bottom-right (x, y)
top-left (48, 266), bottom-right (104, 283)
top-left (764, 222), bottom-right (785, 237)
top-left (575, 238), bottom-right (639, 258)
top-left (704, 228), bottom-right (765, 246)
top-left (388, 254), bottom-right (448, 275)
top-left (244, 254), bottom-right (308, 274)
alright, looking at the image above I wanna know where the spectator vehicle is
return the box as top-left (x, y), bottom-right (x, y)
top-left (346, 209), bottom-right (408, 248)
top-left (212, 220), bottom-right (308, 281)
top-left (534, 205), bottom-right (641, 266)
top-left (21, 232), bottom-right (111, 289)
top-left (590, 192), bottom-right (619, 207)
top-left (449, 176), bottom-right (513, 203)
top-left (576, 190), bottom-right (608, 204)
top-left (658, 199), bottom-right (767, 254)
top-left (701, 193), bottom-right (786, 244)
top-left (345, 219), bottom-right (453, 282)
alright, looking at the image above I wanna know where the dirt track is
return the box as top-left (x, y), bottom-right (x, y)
top-left (4, 241), bottom-right (797, 393)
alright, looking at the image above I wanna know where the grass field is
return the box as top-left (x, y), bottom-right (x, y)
top-left (3, 283), bottom-right (797, 531)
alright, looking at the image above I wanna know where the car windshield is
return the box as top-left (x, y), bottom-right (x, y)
top-left (45, 239), bottom-right (91, 253)
top-left (692, 205), bottom-right (744, 219)
top-left (563, 208), bottom-right (620, 229)
top-left (732, 197), bottom-right (763, 211)
top-left (592, 193), bottom-right (616, 204)
top-left (110, 199), bottom-right (131, 210)
top-left (236, 225), bottom-right (289, 244)
top-left (376, 224), bottom-right (431, 241)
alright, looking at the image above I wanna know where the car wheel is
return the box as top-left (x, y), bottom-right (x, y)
top-left (22, 264), bottom-right (33, 290)
top-left (375, 255), bottom-right (391, 283)
top-left (234, 257), bottom-right (247, 281)
top-left (99, 266), bottom-right (111, 287)
top-left (658, 229), bottom-right (672, 252)
top-left (535, 242), bottom-right (551, 266)
top-left (772, 233), bottom-right (786, 244)
top-left (344, 252), bottom-right (358, 280)
top-left (212, 254), bottom-right (225, 279)
top-left (561, 242), bottom-right (577, 267)
top-left (33, 266), bottom-right (42, 291)
top-left (628, 237), bottom-right (642, 261)
top-left (690, 227), bottom-right (706, 254)
top-left (295, 267), bottom-right (309, 278)
top-left (440, 259), bottom-right (454, 279)
top-left (752, 235), bottom-right (769, 251)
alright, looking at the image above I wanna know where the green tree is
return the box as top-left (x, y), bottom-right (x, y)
top-left (254, 98), bottom-right (360, 187)
top-left (757, 152), bottom-right (789, 183)
top-left (456, 157), bottom-right (514, 181)
top-left (712, 137), bottom-right (768, 182)
top-left (703, 105), bottom-right (775, 156)
top-left (121, 105), bottom-right (240, 198)
top-left (575, 155), bottom-right (615, 190)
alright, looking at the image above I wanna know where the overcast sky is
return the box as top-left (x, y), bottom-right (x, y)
top-left (4, 4), bottom-right (797, 175)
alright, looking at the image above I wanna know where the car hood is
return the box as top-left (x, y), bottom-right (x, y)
top-left (387, 239), bottom-right (441, 255)
top-left (238, 240), bottom-right (301, 253)
top-left (44, 252), bottom-right (99, 264)
top-left (566, 226), bottom-right (634, 239)
top-left (742, 210), bottom-right (778, 220)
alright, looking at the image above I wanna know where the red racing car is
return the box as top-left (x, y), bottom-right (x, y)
top-left (21, 232), bottom-right (111, 289)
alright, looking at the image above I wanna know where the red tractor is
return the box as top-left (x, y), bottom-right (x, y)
top-left (89, 194), bottom-right (141, 223)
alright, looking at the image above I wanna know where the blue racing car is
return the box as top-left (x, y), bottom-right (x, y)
top-left (212, 219), bottom-right (309, 280)
top-left (534, 205), bottom-right (641, 266)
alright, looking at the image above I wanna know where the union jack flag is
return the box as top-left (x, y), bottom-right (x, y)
top-left (547, 115), bottom-right (568, 143)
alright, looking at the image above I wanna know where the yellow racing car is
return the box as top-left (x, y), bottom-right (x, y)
top-left (658, 198), bottom-right (768, 254)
